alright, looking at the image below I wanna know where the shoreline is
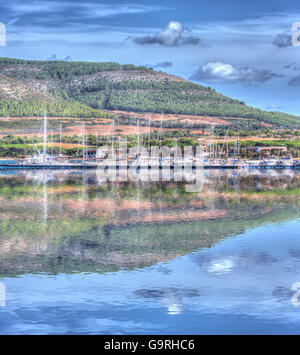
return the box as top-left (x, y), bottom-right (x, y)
top-left (0, 164), bottom-right (299, 170)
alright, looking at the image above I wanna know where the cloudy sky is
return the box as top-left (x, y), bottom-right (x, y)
top-left (0, 0), bottom-right (300, 114)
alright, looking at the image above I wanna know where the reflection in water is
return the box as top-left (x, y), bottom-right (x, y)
top-left (43, 179), bottom-right (48, 224)
top-left (193, 249), bottom-right (279, 274)
top-left (0, 169), bottom-right (299, 334)
top-left (273, 287), bottom-right (295, 302)
top-left (290, 249), bottom-right (300, 259)
top-left (206, 257), bottom-right (234, 274)
top-left (135, 288), bottom-right (200, 315)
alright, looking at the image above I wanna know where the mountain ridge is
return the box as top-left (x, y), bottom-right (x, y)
top-left (0, 57), bottom-right (299, 130)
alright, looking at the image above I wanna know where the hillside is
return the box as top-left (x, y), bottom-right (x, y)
top-left (0, 57), bottom-right (299, 130)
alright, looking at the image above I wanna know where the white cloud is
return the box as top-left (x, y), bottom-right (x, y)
top-left (273, 31), bottom-right (293, 48)
top-left (133, 21), bottom-right (200, 46)
top-left (284, 62), bottom-right (300, 70)
top-left (152, 61), bottom-right (173, 69)
top-left (5, 1), bottom-right (167, 19)
top-left (190, 62), bottom-right (283, 84)
top-left (288, 74), bottom-right (300, 86)
top-left (192, 11), bottom-right (300, 47)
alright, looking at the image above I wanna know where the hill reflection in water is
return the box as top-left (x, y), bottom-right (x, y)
top-left (0, 170), bottom-right (299, 334)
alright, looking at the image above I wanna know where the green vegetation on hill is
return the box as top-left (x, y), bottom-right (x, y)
top-left (0, 57), bottom-right (299, 129)
top-left (0, 99), bottom-right (115, 118)
top-left (0, 57), bottom-right (153, 81)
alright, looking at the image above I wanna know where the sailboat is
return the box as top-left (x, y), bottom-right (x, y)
top-left (22, 111), bottom-right (57, 165)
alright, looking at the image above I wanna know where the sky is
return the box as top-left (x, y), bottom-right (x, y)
top-left (0, 0), bottom-right (300, 115)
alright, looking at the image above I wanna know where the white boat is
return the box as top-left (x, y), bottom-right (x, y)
top-left (21, 111), bottom-right (63, 166)
top-left (278, 157), bottom-right (295, 167)
top-left (258, 158), bottom-right (278, 168)
top-left (246, 159), bottom-right (261, 168)
top-left (22, 153), bottom-right (55, 165)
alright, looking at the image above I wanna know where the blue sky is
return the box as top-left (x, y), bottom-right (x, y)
top-left (0, 0), bottom-right (300, 115)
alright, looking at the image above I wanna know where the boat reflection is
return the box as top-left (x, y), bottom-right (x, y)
top-left (0, 170), bottom-right (299, 277)
top-left (0, 170), bottom-right (299, 334)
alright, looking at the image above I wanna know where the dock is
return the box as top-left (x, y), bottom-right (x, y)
top-left (0, 163), bottom-right (299, 170)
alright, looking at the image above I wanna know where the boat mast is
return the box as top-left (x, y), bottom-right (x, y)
top-left (51, 130), bottom-right (53, 157)
top-left (148, 115), bottom-right (151, 148)
top-left (111, 117), bottom-right (115, 157)
top-left (82, 122), bottom-right (85, 161)
top-left (211, 126), bottom-right (214, 160)
top-left (226, 138), bottom-right (229, 161)
top-left (43, 110), bottom-right (47, 160)
top-left (137, 118), bottom-right (140, 149)
top-left (59, 123), bottom-right (62, 156)
top-left (237, 131), bottom-right (240, 158)
top-left (159, 112), bottom-right (163, 146)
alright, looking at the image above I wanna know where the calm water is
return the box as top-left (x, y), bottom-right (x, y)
top-left (0, 169), bottom-right (300, 334)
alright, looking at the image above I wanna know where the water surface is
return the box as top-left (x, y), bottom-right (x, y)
top-left (0, 169), bottom-right (299, 334)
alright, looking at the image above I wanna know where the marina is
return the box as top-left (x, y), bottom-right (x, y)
top-left (1, 111), bottom-right (299, 170)
top-left (1, 1), bottom-right (300, 336)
